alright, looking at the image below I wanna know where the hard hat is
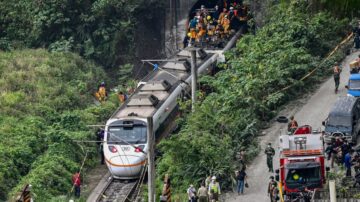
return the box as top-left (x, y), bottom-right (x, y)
top-left (187, 32), bottom-right (192, 38)
top-left (293, 174), bottom-right (299, 180)
top-left (207, 16), bottom-right (211, 20)
top-left (201, 5), bottom-right (205, 9)
top-left (190, 184), bottom-right (194, 187)
top-left (230, 7), bottom-right (234, 10)
top-left (212, 176), bottom-right (216, 180)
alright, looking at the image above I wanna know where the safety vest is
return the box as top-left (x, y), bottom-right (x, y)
top-left (210, 182), bottom-right (219, 193)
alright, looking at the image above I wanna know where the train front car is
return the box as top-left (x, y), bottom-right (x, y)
top-left (104, 117), bottom-right (148, 179)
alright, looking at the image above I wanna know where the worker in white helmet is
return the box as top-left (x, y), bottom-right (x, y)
top-left (208, 176), bottom-right (221, 202)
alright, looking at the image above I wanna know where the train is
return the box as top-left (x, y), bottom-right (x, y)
top-left (103, 30), bottom-right (243, 179)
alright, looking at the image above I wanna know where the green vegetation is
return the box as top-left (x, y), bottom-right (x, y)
top-left (156, 1), bottom-right (349, 195)
top-left (0, 0), bottom-right (164, 200)
top-left (308, 0), bottom-right (360, 17)
top-left (0, 0), bottom-right (164, 68)
top-left (0, 49), bottom-right (117, 200)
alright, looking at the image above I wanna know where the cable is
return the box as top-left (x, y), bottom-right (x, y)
top-left (264, 32), bottom-right (354, 100)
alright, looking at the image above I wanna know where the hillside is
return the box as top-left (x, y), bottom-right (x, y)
top-left (0, 49), bottom-right (116, 200)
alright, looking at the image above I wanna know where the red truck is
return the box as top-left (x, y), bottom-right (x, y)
top-left (276, 125), bottom-right (326, 199)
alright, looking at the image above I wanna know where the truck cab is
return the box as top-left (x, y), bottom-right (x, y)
top-left (323, 96), bottom-right (360, 143)
top-left (346, 74), bottom-right (360, 97)
top-left (277, 125), bottom-right (325, 198)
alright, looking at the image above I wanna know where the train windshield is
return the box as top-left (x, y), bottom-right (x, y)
top-left (108, 125), bottom-right (147, 145)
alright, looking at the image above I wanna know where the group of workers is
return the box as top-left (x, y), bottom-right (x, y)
top-left (184, 2), bottom-right (248, 48)
top-left (94, 81), bottom-right (129, 104)
top-left (187, 176), bottom-right (221, 202)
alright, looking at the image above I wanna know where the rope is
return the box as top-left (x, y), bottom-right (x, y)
top-left (265, 32), bottom-right (354, 100)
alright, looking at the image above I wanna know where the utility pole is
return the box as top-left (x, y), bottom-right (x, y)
top-left (147, 117), bottom-right (155, 202)
top-left (329, 180), bottom-right (336, 202)
top-left (189, 48), bottom-right (197, 112)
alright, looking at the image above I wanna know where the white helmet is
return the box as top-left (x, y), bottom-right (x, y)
top-left (212, 176), bottom-right (216, 180)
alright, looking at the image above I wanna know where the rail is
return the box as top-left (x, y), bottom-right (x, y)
top-left (88, 166), bottom-right (147, 202)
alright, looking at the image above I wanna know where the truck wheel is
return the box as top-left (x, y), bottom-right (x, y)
top-left (277, 116), bottom-right (288, 123)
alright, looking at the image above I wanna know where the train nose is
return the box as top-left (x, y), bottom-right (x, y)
top-left (106, 155), bottom-right (146, 179)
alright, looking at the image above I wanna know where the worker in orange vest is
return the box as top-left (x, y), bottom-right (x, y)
top-left (287, 116), bottom-right (298, 133)
top-left (333, 63), bottom-right (342, 93)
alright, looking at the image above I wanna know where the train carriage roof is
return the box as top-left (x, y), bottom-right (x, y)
top-left (111, 48), bottom-right (212, 119)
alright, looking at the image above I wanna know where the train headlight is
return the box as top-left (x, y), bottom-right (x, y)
top-left (134, 145), bottom-right (145, 153)
top-left (109, 145), bottom-right (118, 153)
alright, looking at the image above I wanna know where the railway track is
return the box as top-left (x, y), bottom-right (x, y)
top-left (98, 179), bottom-right (138, 202)
top-left (90, 166), bottom-right (147, 202)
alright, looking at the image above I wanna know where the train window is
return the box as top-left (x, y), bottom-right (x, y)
top-left (108, 126), bottom-right (147, 145)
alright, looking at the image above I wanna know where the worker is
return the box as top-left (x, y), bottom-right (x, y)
top-left (265, 143), bottom-right (275, 172)
top-left (197, 22), bottom-right (207, 45)
top-left (353, 21), bottom-right (360, 49)
top-left (200, 5), bottom-right (208, 19)
top-left (221, 15), bottom-right (231, 37)
top-left (355, 34), bottom-right (360, 49)
top-left (183, 34), bottom-right (190, 48)
top-left (96, 129), bottom-right (105, 164)
top-left (235, 168), bottom-right (247, 195)
top-left (218, 8), bottom-right (228, 24)
top-left (205, 176), bottom-right (211, 189)
top-left (72, 172), bottom-right (81, 197)
top-left (118, 91), bottom-right (127, 104)
top-left (208, 176), bottom-right (221, 202)
top-left (344, 149), bottom-right (354, 177)
top-left (187, 184), bottom-right (197, 202)
top-left (96, 82), bottom-right (107, 102)
top-left (268, 176), bottom-right (277, 202)
top-left (333, 62), bottom-right (341, 93)
top-left (287, 116), bottom-right (298, 133)
top-left (197, 183), bottom-right (208, 202)
top-left (356, 55), bottom-right (360, 71)
top-left (212, 5), bottom-right (220, 22)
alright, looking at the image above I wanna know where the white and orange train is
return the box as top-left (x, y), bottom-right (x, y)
top-left (104, 32), bottom-right (242, 179)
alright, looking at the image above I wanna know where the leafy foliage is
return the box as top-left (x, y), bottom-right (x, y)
top-left (0, 0), bottom-right (165, 68)
top-left (156, 1), bottom-right (349, 195)
top-left (0, 49), bottom-right (117, 200)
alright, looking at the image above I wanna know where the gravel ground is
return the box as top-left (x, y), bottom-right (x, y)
top-left (224, 50), bottom-right (360, 202)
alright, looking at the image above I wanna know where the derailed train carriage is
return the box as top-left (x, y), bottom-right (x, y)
top-left (103, 22), bottom-right (245, 179)
top-left (103, 48), bottom-right (218, 179)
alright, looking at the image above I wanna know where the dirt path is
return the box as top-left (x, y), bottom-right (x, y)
top-left (81, 164), bottom-right (108, 199)
top-left (224, 50), bottom-right (360, 202)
